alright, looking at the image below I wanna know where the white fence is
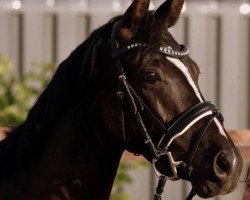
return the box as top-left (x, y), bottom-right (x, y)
top-left (0, 1), bottom-right (249, 200)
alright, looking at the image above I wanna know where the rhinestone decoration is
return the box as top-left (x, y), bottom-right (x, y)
top-left (126, 43), bottom-right (189, 58)
top-left (158, 45), bottom-right (190, 58)
top-left (127, 43), bottom-right (146, 49)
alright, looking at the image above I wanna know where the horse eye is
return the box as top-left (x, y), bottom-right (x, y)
top-left (143, 71), bottom-right (159, 83)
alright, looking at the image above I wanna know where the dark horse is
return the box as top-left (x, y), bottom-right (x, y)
top-left (0, 0), bottom-right (243, 199)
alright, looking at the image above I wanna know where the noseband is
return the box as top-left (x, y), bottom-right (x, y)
top-left (111, 22), bottom-right (224, 200)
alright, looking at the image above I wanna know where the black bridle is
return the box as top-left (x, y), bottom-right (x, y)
top-left (111, 22), bottom-right (224, 200)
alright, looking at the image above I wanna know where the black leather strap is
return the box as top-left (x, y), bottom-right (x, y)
top-left (157, 101), bottom-right (221, 150)
top-left (185, 114), bottom-right (215, 169)
top-left (154, 176), bottom-right (167, 200)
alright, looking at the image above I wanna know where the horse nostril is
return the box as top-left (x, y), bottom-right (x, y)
top-left (214, 151), bottom-right (232, 178)
top-left (217, 153), bottom-right (231, 174)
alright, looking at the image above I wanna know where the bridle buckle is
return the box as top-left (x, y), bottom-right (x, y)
top-left (153, 151), bottom-right (182, 181)
top-left (116, 91), bottom-right (124, 100)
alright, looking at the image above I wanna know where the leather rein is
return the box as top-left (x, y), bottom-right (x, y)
top-left (111, 22), bottom-right (224, 200)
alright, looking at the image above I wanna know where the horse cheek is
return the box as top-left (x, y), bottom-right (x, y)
top-left (98, 93), bottom-right (123, 143)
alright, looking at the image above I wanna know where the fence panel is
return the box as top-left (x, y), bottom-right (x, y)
top-left (219, 3), bottom-right (249, 130)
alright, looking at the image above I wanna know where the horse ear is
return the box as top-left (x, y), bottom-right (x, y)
top-left (117, 0), bottom-right (150, 44)
top-left (155, 0), bottom-right (184, 28)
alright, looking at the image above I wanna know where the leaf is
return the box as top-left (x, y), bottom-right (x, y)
top-left (0, 56), bottom-right (56, 126)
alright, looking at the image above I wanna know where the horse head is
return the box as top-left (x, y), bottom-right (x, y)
top-left (97, 0), bottom-right (243, 198)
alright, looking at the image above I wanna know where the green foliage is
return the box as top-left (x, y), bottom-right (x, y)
top-left (110, 162), bottom-right (133, 200)
top-left (110, 161), bottom-right (147, 200)
top-left (0, 56), bottom-right (55, 127)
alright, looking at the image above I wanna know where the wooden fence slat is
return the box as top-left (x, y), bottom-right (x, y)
top-left (56, 12), bottom-right (79, 64)
top-left (9, 13), bottom-right (23, 74)
top-left (76, 15), bottom-right (89, 46)
top-left (219, 3), bottom-right (249, 130)
top-left (0, 12), bottom-right (10, 56)
top-left (42, 14), bottom-right (55, 63)
top-left (23, 12), bottom-right (44, 71)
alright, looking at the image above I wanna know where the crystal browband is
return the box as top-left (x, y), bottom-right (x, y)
top-left (159, 45), bottom-right (189, 58)
top-left (126, 43), bottom-right (189, 58)
top-left (127, 43), bottom-right (146, 49)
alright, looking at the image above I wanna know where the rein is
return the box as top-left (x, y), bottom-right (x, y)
top-left (111, 22), bottom-right (223, 200)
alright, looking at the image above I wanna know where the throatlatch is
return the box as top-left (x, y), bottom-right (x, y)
top-left (111, 22), bottom-right (224, 200)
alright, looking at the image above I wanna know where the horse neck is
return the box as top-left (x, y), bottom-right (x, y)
top-left (48, 100), bottom-right (123, 199)
top-left (17, 99), bottom-right (123, 200)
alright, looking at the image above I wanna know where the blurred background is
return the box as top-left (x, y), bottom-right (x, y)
top-left (0, 0), bottom-right (250, 199)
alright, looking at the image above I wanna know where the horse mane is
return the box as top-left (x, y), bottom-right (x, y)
top-left (0, 12), bottom-right (163, 178)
